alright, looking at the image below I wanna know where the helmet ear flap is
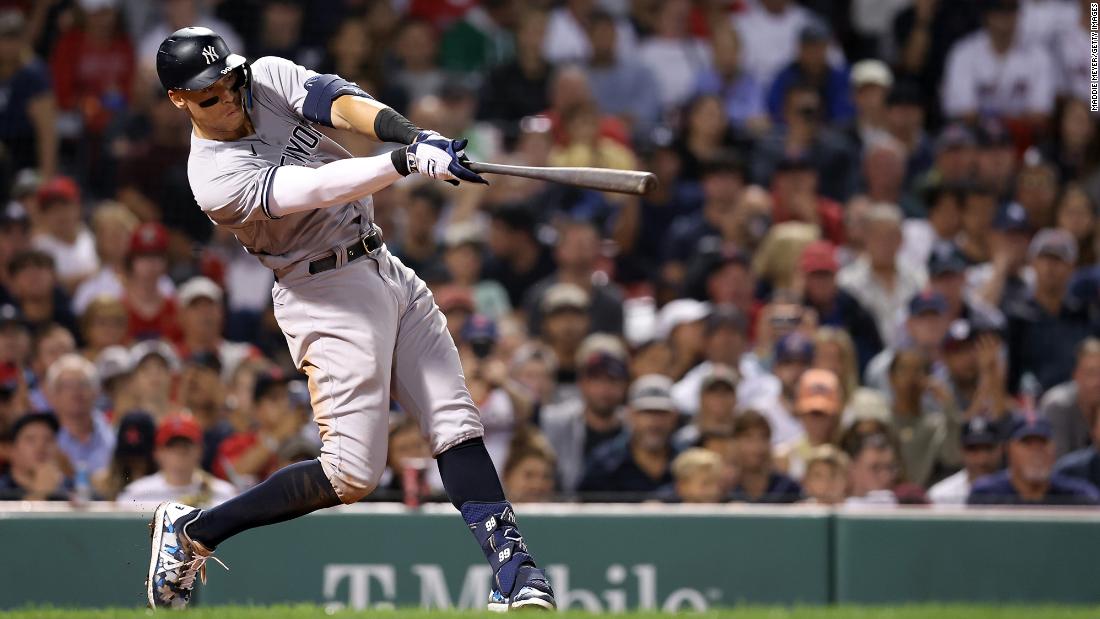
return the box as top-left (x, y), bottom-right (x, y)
top-left (241, 63), bottom-right (253, 109)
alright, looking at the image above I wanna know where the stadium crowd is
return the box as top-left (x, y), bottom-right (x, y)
top-left (1, 0), bottom-right (1100, 508)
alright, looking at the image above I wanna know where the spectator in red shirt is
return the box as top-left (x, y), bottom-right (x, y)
top-left (122, 223), bottom-right (180, 343)
top-left (770, 154), bottom-right (845, 245)
top-left (48, 0), bottom-right (133, 135)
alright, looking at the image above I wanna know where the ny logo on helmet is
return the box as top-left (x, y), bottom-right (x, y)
top-left (201, 45), bottom-right (219, 65)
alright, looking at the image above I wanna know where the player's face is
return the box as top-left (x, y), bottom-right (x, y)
top-left (169, 71), bottom-right (247, 132)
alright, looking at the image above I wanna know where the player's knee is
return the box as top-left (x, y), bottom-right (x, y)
top-left (323, 459), bottom-right (384, 505)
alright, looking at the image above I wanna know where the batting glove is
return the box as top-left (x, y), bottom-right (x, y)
top-left (405, 136), bottom-right (489, 186)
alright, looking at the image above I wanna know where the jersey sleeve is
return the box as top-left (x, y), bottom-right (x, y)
top-left (192, 159), bottom-right (280, 226)
top-left (250, 55), bottom-right (320, 119)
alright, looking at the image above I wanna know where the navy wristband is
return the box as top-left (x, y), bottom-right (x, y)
top-left (374, 107), bottom-right (421, 145)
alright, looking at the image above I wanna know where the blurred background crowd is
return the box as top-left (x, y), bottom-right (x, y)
top-left (2, 0), bottom-right (1100, 508)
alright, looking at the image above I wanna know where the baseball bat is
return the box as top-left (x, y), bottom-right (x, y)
top-left (467, 161), bottom-right (657, 195)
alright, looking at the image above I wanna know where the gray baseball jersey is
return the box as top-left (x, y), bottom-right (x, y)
top-left (187, 56), bottom-right (374, 272)
top-left (184, 56), bottom-right (484, 503)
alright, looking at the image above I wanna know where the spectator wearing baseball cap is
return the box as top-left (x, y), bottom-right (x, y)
top-left (1041, 338), bottom-right (1100, 459)
top-left (30, 176), bottom-right (99, 292)
top-left (117, 413), bottom-right (237, 506)
top-left (974, 117), bottom-right (1017, 198)
top-left (939, 319), bottom-right (1005, 417)
top-left (968, 415), bottom-right (1100, 505)
top-left (125, 339), bottom-right (179, 420)
top-left (762, 332), bottom-right (816, 447)
top-left (728, 410), bottom-right (802, 503)
top-left (578, 374), bottom-right (681, 499)
top-left (673, 364), bottom-right (738, 450)
top-left (864, 291), bottom-right (950, 394)
top-left (798, 241), bottom-right (883, 372)
top-left (176, 276), bottom-right (258, 382)
top-left (838, 60), bottom-right (893, 153)
top-left (655, 299), bottom-right (709, 381)
top-left (775, 368), bottom-right (842, 480)
top-left (766, 19), bottom-right (853, 124)
top-left (1005, 228), bottom-right (1093, 395)
top-left (0, 412), bottom-right (71, 501)
top-left (928, 416), bottom-right (1005, 505)
top-left (122, 222), bottom-right (182, 343)
top-left (92, 411), bottom-right (155, 500)
top-left (932, 123), bottom-right (979, 180)
top-left (538, 282), bottom-right (592, 385)
top-left (455, 314), bottom-right (527, 478)
top-left (972, 202), bottom-right (1034, 311)
top-left (541, 335), bottom-right (629, 493)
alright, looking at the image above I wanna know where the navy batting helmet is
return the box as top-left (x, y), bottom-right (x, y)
top-left (156, 27), bottom-right (250, 97)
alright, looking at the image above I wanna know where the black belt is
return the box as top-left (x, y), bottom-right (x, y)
top-left (308, 226), bottom-right (384, 275)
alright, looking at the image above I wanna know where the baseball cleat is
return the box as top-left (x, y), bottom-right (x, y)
top-left (146, 501), bottom-right (226, 610)
top-left (487, 565), bottom-right (556, 612)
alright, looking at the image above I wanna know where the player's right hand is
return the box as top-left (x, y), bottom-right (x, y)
top-left (406, 136), bottom-right (489, 186)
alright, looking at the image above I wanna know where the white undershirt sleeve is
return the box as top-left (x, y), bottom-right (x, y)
top-left (266, 152), bottom-right (402, 217)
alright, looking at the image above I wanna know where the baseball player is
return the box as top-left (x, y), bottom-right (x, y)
top-left (145, 27), bottom-right (555, 612)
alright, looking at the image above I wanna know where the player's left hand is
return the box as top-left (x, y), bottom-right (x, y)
top-left (407, 135), bottom-right (489, 186)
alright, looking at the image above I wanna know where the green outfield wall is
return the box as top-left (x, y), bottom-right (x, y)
top-left (0, 505), bottom-right (1096, 609)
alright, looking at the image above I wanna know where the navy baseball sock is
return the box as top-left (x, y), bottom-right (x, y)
top-left (183, 459), bottom-right (340, 549)
top-left (437, 438), bottom-right (539, 596)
